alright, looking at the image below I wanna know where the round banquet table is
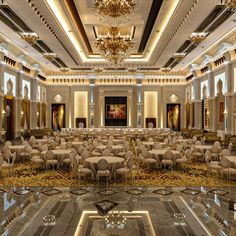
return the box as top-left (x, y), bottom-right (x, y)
top-left (84, 156), bottom-right (125, 176)
top-left (111, 145), bottom-right (124, 155)
top-left (194, 145), bottom-right (213, 152)
top-left (41, 149), bottom-right (71, 166)
top-left (148, 150), bottom-right (180, 163)
top-left (62, 141), bottom-right (83, 149)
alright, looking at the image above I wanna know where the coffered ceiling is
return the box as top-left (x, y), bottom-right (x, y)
top-left (0, 0), bottom-right (235, 75)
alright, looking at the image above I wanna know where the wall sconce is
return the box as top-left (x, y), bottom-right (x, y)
top-left (206, 110), bottom-right (210, 116)
top-left (223, 110), bottom-right (228, 115)
top-left (2, 109), bottom-right (6, 115)
top-left (37, 111), bottom-right (39, 116)
top-left (21, 110), bottom-right (24, 115)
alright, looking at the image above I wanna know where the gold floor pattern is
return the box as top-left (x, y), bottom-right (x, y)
top-left (0, 163), bottom-right (235, 187)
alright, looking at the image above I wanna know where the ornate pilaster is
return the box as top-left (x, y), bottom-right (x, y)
top-left (136, 79), bottom-right (142, 127)
top-left (192, 73), bottom-right (201, 129)
top-left (30, 69), bottom-right (39, 130)
top-left (89, 79), bottom-right (95, 127)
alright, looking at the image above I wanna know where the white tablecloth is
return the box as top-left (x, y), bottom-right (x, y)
top-left (223, 156), bottom-right (236, 168)
top-left (194, 145), bottom-right (213, 151)
top-left (148, 150), bottom-right (180, 163)
top-left (41, 149), bottom-right (71, 166)
top-left (84, 156), bottom-right (125, 176)
top-left (9, 145), bottom-right (26, 160)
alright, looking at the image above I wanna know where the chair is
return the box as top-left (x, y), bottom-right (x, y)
top-left (5, 141), bottom-right (12, 147)
top-left (96, 159), bottom-right (111, 186)
top-left (19, 145), bottom-right (32, 162)
top-left (161, 150), bottom-right (174, 171)
top-left (41, 144), bottom-right (48, 152)
top-left (81, 150), bottom-right (90, 160)
top-left (143, 150), bottom-right (157, 170)
top-left (31, 153), bottom-right (45, 170)
top-left (114, 157), bottom-right (133, 182)
top-left (102, 149), bottom-right (112, 156)
top-left (220, 158), bottom-right (236, 181)
top-left (154, 142), bottom-right (162, 150)
top-left (192, 136), bottom-right (197, 142)
top-left (210, 145), bottom-right (219, 161)
top-left (1, 152), bottom-right (16, 176)
top-left (205, 150), bottom-right (222, 176)
top-left (191, 146), bottom-right (204, 162)
top-left (218, 148), bottom-right (231, 160)
top-left (45, 151), bottom-right (59, 171)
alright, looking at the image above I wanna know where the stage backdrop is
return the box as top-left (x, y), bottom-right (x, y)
top-left (167, 104), bottom-right (181, 131)
top-left (105, 96), bottom-right (127, 126)
top-left (51, 104), bottom-right (65, 130)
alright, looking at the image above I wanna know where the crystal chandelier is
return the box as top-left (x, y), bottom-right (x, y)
top-left (189, 32), bottom-right (208, 44)
top-left (105, 211), bottom-right (127, 230)
top-left (20, 32), bottom-right (39, 45)
top-left (221, 0), bottom-right (236, 9)
top-left (94, 0), bottom-right (135, 24)
top-left (43, 53), bottom-right (57, 61)
top-left (173, 53), bottom-right (187, 62)
top-left (95, 27), bottom-right (133, 64)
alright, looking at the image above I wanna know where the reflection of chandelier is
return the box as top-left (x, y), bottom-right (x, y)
top-left (95, 27), bottom-right (133, 64)
top-left (94, 0), bottom-right (135, 18)
top-left (221, 0), bottom-right (236, 9)
top-left (189, 32), bottom-right (208, 44)
top-left (105, 211), bottom-right (127, 230)
top-left (20, 32), bottom-right (39, 45)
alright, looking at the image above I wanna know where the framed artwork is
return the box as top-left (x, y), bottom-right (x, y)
top-left (219, 101), bottom-right (224, 123)
top-left (106, 104), bottom-right (126, 119)
top-left (167, 104), bottom-right (180, 130)
top-left (51, 104), bottom-right (65, 130)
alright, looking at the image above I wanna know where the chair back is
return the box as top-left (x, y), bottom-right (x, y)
top-left (228, 142), bottom-right (233, 151)
top-left (5, 141), bottom-right (12, 147)
top-left (148, 137), bottom-right (153, 142)
top-left (102, 149), bottom-right (111, 156)
top-left (221, 149), bottom-right (231, 157)
top-left (126, 157), bottom-right (133, 169)
top-left (154, 143), bottom-right (162, 150)
top-left (211, 145), bottom-right (219, 154)
top-left (0, 155), bottom-right (3, 166)
top-left (81, 150), bottom-right (89, 159)
top-left (41, 144), bottom-right (48, 152)
top-left (214, 141), bottom-right (221, 148)
top-left (70, 155), bottom-right (78, 170)
top-left (195, 140), bottom-right (202, 145)
top-left (192, 136), bottom-right (197, 142)
top-left (164, 150), bottom-right (173, 160)
top-left (67, 142), bottom-right (73, 148)
top-left (77, 145), bottom-right (83, 155)
top-left (97, 159), bottom-right (109, 170)
top-left (45, 150), bottom-right (54, 160)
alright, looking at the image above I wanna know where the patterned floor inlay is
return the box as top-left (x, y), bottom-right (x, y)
top-left (97, 188), bottom-right (118, 196)
top-left (70, 188), bottom-right (89, 196)
top-left (93, 199), bottom-right (119, 215)
top-left (41, 188), bottom-right (62, 196)
top-left (208, 189), bottom-right (229, 196)
top-left (126, 188), bottom-right (145, 195)
top-left (13, 188), bottom-right (32, 196)
top-left (181, 188), bottom-right (201, 195)
top-left (153, 188), bottom-right (173, 196)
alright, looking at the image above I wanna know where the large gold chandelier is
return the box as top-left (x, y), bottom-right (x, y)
top-left (94, 0), bottom-right (135, 18)
top-left (95, 27), bottom-right (133, 64)
top-left (221, 0), bottom-right (236, 9)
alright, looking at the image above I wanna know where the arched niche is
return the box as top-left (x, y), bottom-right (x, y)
top-left (6, 79), bottom-right (13, 96)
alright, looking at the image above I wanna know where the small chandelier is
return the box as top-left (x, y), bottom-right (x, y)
top-left (60, 67), bottom-right (70, 73)
top-left (173, 53), bottom-right (187, 62)
top-left (20, 32), bottom-right (39, 45)
top-left (94, 0), bottom-right (135, 18)
top-left (95, 27), bottom-right (133, 64)
top-left (189, 32), bottom-right (208, 44)
top-left (128, 67), bottom-right (138, 73)
top-left (43, 53), bottom-right (57, 61)
top-left (105, 211), bottom-right (127, 230)
top-left (221, 0), bottom-right (236, 9)
top-left (93, 67), bottom-right (104, 73)
top-left (161, 67), bottom-right (171, 72)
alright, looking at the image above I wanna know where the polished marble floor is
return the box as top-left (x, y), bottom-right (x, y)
top-left (0, 186), bottom-right (236, 236)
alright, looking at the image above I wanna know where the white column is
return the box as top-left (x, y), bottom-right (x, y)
top-left (99, 90), bottom-right (104, 127)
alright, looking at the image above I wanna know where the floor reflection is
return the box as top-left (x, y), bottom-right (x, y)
top-left (0, 186), bottom-right (236, 236)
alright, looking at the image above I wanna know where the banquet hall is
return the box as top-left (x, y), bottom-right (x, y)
top-left (0, 0), bottom-right (236, 235)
